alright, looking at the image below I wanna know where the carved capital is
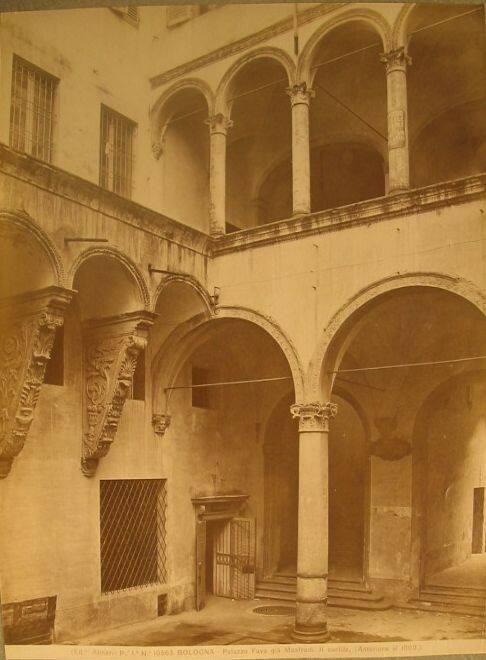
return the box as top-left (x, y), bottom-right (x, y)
top-left (286, 82), bottom-right (315, 107)
top-left (380, 47), bottom-right (412, 73)
top-left (205, 113), bottom-right (233, 136)
top-left (290, 401), bottom-right (337, 432)
top-left (0, 286), bottom-right (74, 478)
top-left (82, 311), bottom-right (155, 476)
top-left (152, 413), bottom-right (171, 436)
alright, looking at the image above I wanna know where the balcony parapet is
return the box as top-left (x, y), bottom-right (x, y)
top-left (212, 173), bottom-right (486, 255)
top-left (0, 143), bottom-right (211, 258)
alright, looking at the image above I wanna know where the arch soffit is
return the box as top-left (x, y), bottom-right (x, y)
top-left (298, 9), bottom-right (392, 86)
top-left (307, 272), bottom-right (486, 400)
top-left (215, 47), bottom-right (296, 116)
top-left (151, 78), bottom-right (214, 140)
top-left (67, 245), bottom-right (151, 310)
top-left (0, 210), bottom-right (65, 288)
top-left (152, 305), bottom-right (304, 409)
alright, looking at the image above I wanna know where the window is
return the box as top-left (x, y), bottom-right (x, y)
top-left (99, 105), bottom-right (135, 198)
top-left (100, 479), bottom-right (167, 593)
top-left (166, 4), bottom-right (219, 27)
top-left (44, 326), bottom-right (64, 386)
top-left (192, 366), bottom-right (211, 409)
top-left (10, 55), bottom-right (58, 162)
top-left (110, 6), bottom-right (139, 25)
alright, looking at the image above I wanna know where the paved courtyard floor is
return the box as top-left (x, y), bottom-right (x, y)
top-left (71, 596), bottom-right (486, 647)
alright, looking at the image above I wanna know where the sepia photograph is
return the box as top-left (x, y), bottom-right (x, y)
top-left (0, 1), bottom-right (485, 658)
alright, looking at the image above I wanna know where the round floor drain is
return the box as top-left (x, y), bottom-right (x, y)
top-left (253, 605), bottom-right (296, 616)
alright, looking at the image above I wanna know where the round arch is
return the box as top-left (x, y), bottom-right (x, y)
top-left (297, 9), bottom-right (392, 86)
top-left (68, 245), bottom-right (150, 310)
top-left (152, 273), bottom-right (214, 315)
top-left (215, 47), bottom-right (296, 116)
top-left (150, 78), bottom-right (214, 148)
top-left (152, 305), bottom-right (304, 413)
top-left (0, 210), bottom-right (65, 290)
top-left (307, 272), bottom-right (486, 400)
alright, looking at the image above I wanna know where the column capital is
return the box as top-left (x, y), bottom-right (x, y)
top-left (380, 47), bottom-right (412, 73)
top-left (286, 82), bottom-right (315, 107)
top-left (290, 401), bottom-right (337, 432)
top-left (206, 113), bottom-right (233, 136)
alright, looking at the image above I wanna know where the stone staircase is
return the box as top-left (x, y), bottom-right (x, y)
top-left (255, 574), bottom-right (391, 611)
top-left (401, 584), bottom-right (486, 618)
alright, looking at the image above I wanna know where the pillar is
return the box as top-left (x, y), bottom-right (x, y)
top-left (207, 113), bottom-right (233, 236)
top-left (287, 83), bottom-right (314, 215)
top-left (290, 401), bottom-right (338, 642)
top-left (381, 47), bottom-right (412, 193)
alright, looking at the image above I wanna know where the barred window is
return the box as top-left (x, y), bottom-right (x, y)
top-left (110, 6), bottom-right (139, 25)
top-left (100, 479), bottom-right (167, 593)
top-left (99, 105), bottom-right (135, 198)
top-left (10, 55), bottom-right (58, 162)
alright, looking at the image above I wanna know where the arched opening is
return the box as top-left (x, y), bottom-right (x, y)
top-left (414, 371), bottom-right (486, 592)
top-left (154, 316), bottom-right (297, 606)
top-left (155, 87), bottom-right (210, 232)
top-left (407, 5), bottom-right (486, 187)
top-left (225, 57), bottom-right (292, 231)
top-left (0, 219), bottom-right (59, 298)
top-left (308, 21), bottom-right (387, 211)
top-left (324, 286), bottom-right (486, 599)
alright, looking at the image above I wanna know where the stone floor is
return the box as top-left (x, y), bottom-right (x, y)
top-left (71, 596), bottom-right (486, 647)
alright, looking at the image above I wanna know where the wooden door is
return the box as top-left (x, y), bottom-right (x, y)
top-left (214, 518), bottom-right (255, 599)
top-left (195, 520), bottom-right (206, 610)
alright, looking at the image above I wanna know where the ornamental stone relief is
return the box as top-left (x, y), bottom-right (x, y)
top-left (81, 311), bottom-right (154, 477)
top-left (0, 286), bottom-right (73, 478)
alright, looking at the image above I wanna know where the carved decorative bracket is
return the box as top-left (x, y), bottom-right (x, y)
top-left (152, 413), bottom-right (171, 437)
top-left (82, 311), bottom-right (155, 477)
top-left (0, 286), bottom-right (74, 478)
top-left (290, 401), bottom-right (337, 432)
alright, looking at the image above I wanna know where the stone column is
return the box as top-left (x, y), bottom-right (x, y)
top-left (207, 113), bottom-right (233, 237)
top-left (381, 47), bottom-right (412, 193)
top-left (287, 83), bottom-right (314, 216)
top-left (290, 401), bottom-right (337, 642)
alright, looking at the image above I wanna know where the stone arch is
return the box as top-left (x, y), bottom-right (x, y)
top-left (152, 273), bottom-right (213, 315)
top-left (392, 3), bottom-right (416, 50)
top-left (152, 305), bottom-right (304, 414)
top-left (215, 46), bottom-right (296, 116)
top-left (307, 272), bottom-right (486, 400)
top-left (150, 77), bottom-right (214, 151)
top-left (0, 210), bottom-right (65, 292)
top-left (297, 8), bottom-right (392, 86)
top-left (68, 245), bottom-right (150, 310)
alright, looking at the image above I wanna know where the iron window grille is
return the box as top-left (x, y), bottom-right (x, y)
top-left (10, 55), bottom-right (58, 163)
top-left (110, 6), bottom-right (139, 25)
top-left (99, 105), bottom-right (135, 198)
top-left (100, 479), bottom-right (167, 594)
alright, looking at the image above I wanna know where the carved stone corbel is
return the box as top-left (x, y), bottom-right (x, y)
top-left (0, 286), bottom-right (74, 478)
top-left (152, 413), bottom-right (171, 437)
top-left (82, 311), bottom-right (155, 477)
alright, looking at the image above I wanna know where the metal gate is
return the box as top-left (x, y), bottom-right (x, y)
top-left (214, 517), bottom-right (255, 599)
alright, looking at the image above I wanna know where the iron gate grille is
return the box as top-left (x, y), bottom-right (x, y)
top-left (10, 55), bottom-right (58, 162)
top-left (100, 479), bottom-right (167, 593)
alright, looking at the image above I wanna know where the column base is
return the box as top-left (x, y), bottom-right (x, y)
top-left (292, 624), bottom-right (330, 643)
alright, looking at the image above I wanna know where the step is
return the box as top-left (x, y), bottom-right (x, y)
top-left (254, 588), bottom-right (295, 603)
top-left (425, 583), bottom-right (486, 598)
top-left (400, 599), bottom-right (485, 618)
top-left (419, 590), bottom-right (486, 608)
